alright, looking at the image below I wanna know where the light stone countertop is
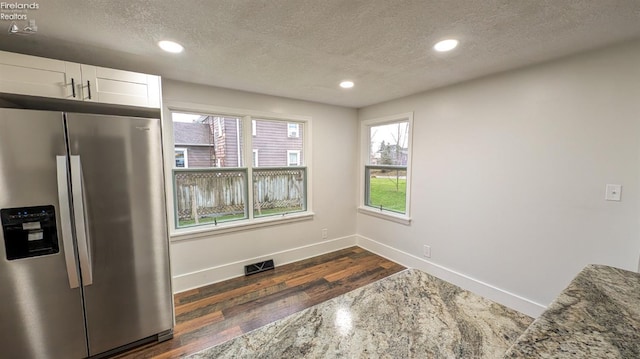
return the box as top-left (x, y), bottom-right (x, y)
top-left (188, 268), bottom-right (532, 358)
top-left (503, 264), bottom-right (640, 358)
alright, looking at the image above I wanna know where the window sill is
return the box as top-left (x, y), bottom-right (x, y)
top-left (357, 207), bottom-right (411, 225)
top-left (170, 212), bottom-right (315, 242)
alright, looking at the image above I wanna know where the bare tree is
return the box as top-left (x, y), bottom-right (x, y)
top-left (385, 122), bottom-right (409, 191)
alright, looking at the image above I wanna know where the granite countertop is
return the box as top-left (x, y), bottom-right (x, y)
top-left (188, 268), bottom-right (532, 358)
top-left (504, 264), bottom-right (640, 358)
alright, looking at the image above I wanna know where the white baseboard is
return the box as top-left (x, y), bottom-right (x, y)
top-left (172, 235), bottom-right (358, 293)
top-left (356, 235), bottom-right (547, 318)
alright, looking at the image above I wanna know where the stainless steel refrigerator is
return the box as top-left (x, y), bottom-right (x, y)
top-left (0, 104), bottom-right (173, 358)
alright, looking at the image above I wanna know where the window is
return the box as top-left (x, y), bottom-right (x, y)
top-left (361, 113), bottom-right (412, 222)
top-left (175, 148), bottom-right (188, 168)
top-left (287, 150), bottom-right (301, 166)
top-left (171, 110), bottom-right (309, 229)
top-left (287, 123), bottom-right (299, 138)
top-left (172, 113), bottom-right (245, 227)
top-left (253, 119), bottom-right (305, 218)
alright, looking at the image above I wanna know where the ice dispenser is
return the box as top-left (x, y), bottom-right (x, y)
top-left (1, 205), bottom-right (59, 260)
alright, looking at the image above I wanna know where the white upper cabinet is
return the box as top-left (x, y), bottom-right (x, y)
top-left (0, 51), bottom-right (80, 100)
top-left (79, 65), bottom-right (161, 108)
top-left (0, 50), bottom-right (161, 108)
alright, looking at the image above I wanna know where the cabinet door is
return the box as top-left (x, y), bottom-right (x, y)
top-left (80, 64), bottom-right (160, 108)
top-left (0, 50), bottom-right (81, 100)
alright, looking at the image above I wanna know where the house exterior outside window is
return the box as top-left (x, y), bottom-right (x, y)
top-left (175, 148), bottom-right (188, 168)
top-left (171, 111), bottom-right (309, 229)
top-left (287, 150), bottom-right (301, 166)
top-left (252, 149), bottom-right (259, 167)
top-left (287, 123), bottom-right (299, 138)
top-left (252, 119), bottom-right (304, 167)
top-left (172, 115), bottom-right (242, 168)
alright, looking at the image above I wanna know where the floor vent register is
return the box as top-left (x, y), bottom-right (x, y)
top-left (244, 259), bottom-right (275, 276)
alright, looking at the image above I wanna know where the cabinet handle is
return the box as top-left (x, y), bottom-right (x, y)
top-left (71, 78), bottom-right (76, 98)
top-left (87, 80), bottom-right (92, 100)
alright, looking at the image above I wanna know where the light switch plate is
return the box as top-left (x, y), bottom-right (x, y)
top-left (423, 245), bottom-right (431, 258)
top-left (605, 184), bottom-right (622, 201)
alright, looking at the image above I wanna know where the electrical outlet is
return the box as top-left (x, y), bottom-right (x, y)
top-left (423, 245), bottom-right (431, 258)
top-left (321, 228), bottom-right (328, 239)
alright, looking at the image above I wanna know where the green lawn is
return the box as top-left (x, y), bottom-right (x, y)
top-left (369, 177), bottom-right (406, 213)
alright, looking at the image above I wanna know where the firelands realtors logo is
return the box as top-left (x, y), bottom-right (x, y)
top-left (1, 2), bottom-right (39, 20)
top-left (1, 2), bottom-right (39, 34)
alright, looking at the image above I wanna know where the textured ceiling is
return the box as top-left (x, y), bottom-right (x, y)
top-left (1, 1), bottom-right (640, 108)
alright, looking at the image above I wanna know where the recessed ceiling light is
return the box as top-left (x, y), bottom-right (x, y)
top-left (340, 81), bottom-right (354, 89)
top-left (158, 40), bottom-right (184, 53)
top-left (433, 39), bottom-right (458, 52)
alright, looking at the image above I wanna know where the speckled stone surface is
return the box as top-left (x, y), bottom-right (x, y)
top-left (504, 264), bottom-right (640, 358)
top-left (187, 269), bottom-right (532, 358)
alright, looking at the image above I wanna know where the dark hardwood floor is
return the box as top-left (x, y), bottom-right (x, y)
top-left (115, 246), bottom-right (405, 358)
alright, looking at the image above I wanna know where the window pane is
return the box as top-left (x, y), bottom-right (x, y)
top-left (253, 119), bottom-right (304, 167)
top-left (253, 168), bottom-right (306, 217)
top-left (365, 166), bottom-right (407, 214)
top-left (174, 169), bottom-right (247, 227)
top-left (172, 112), bottom-right (310, 229)
top-left (175, 149), bottom-right (187, 168)
top-left (172, 112), bottom-right (244, 168)
top-left (369, 121), bottom-right (409, 166)
top-left (287, 123), bottom-right (299, 138)
top-left (287, 150), bottom-right (300, 166)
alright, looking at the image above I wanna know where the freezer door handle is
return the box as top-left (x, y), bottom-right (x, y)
top-left (70, 155), bottom-right (93, 286)
top-left (56, 156), bottom-right (80, 289)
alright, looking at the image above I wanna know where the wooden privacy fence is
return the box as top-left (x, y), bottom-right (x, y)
top-left (253, 168), bottom-right (305, 215)
top-left (174, 168), bottom-right (306, 222)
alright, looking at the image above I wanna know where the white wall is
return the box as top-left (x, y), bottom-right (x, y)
top-left (357, 40), bottom-right (640, 315)
top-left (162, 80), bottom-right (359, 292)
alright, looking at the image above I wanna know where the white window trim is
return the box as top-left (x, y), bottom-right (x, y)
top-left (165, 102), bottom-right (313, 239)
top-left (175, 147), bottom-right (188, 168)
top-left (287, 150), bottom-right (301, 166)
top-left (252, 120), bottom-right (257, 136)
top-left (215, 117), bottom-right (224, 138)
top-left (287, 123), bottom-right (299, 138)
top-left (358, 112), bottom-right (413, 225)
top-left (253, 149), bottom-right (259, 167)
top-left (170, 212), bottom-right (314, 241)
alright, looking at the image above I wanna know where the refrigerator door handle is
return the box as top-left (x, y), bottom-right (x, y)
top-left (70, 155), bottom-right (93, 286)
top-left (56, 156), bottom-right (80, 289)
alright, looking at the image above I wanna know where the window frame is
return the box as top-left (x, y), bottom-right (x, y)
top-left (252, 149), bottom-right (259, 167)
top-left (359, 112), bottom-right (413, 225)
top-left (175, 147), bottom-right (188, 168)
top-left (165, 102), bottom-right (313, 240)
top-left (287, 150), bottom-right (301, 166)
top-left (287, 123), bottom-right (299, 138)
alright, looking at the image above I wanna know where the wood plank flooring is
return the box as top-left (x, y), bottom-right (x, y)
top-left (115, 246), bottom-right (405, 359)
